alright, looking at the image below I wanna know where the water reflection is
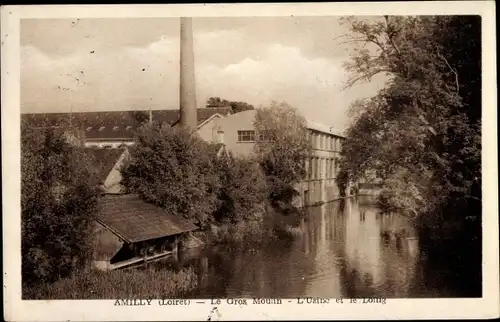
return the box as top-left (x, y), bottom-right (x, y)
top-left (158, 197), bottom-right (462, 298)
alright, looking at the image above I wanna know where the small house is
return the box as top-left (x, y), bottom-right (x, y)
top-left (93, 194), bottom-right (198, 270)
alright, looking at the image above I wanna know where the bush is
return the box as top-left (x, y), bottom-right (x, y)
top-left (214, 154), bottom-right (267, 224)
top-left (121, 124), bottom-right (221, 226)
top-left (21, 124), bottom-right (99, 286)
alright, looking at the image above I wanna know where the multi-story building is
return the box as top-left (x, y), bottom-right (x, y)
top-left (196, 109), bottom-right (346, 206)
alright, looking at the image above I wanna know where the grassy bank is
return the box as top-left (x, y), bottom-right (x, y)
top-left (23, 266), bottom-right (198, 300)
top-left (207, 205), bottom-right (306, 247)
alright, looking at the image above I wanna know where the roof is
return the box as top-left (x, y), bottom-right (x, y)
top-left (306, 120), bottom-right (345, 138)
top-left (170, 107), bottom-right (232, 127)
top-left (85, 148), bottom-right (127, 186)
top-left (21, 107), bottom-right (232, 141)
top-left (96, 194), bottom-right (198, 243)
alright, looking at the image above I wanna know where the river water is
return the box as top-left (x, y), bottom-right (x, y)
top-left (161, 197), bottom-right (473, 298)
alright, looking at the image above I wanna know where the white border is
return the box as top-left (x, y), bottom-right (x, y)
top-left (2, 2), bottom-right (499, 321)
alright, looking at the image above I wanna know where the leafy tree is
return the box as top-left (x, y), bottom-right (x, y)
top-left (206, 96), bottom-right (255, 114)
top-left (338, 16), bottom-right (481, 236)
top-left (21, 123), bottom-right (98, 287)
top-left (121, 124), bottom-right (221, 226)
top-left (214, 153), bottom-right (267, 223)
top-left (130, 110), bottom-right (150, 125)
top-left (253, 102), bottom-right (312, 206)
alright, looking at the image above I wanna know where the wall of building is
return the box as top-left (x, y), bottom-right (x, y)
top-left (84, 140), bottom-right (134, 149)
top-left (204, 110), bottom-right (257, 157)
top-left (92, 222), bottom-right (123, 270)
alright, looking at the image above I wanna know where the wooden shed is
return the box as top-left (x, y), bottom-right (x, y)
top-left (93, 194), bottom-right (198, 270)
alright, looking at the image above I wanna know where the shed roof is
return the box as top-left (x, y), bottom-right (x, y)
top-left (97, 194), bottom-right (198, 243)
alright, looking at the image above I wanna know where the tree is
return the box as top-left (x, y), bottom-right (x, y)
top-left (338, 16), bottom-right (481, 236)
top-left (206, 96), bottom-right (255, 114)
top-left (253, 102), bottom-right (311, 206)
top-left (130, 110), bottom-right (150, 125)
top-left (214, 154), bottom-right (267, 224)
top-left (21, 123), bottom-right (98, 287)
top-left (121, 124), bottom-right (221, 226)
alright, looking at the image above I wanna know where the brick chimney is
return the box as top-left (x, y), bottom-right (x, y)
top-left (179, 17), bottom-right (197, 132)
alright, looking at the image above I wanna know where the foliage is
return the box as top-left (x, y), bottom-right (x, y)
top-left (207, 96), bottom-right (255, 114)
top-left (121, 124), bottom-right (221, 226)
top-left (253, 102), bottom-right (312, 205)
top-left (214, 153), bottom-right (267, 224)
top-left (21, 124), bottom-right (99, 286)
top-left (338, 16), bottom-right (481, 235)
top-left (23, 267), bottom-right (198, 299)
top-left (129, 110), bottom-right (151, 124)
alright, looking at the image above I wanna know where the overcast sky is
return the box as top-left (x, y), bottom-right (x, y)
top-left (20, 17), bottom-right (386, 131)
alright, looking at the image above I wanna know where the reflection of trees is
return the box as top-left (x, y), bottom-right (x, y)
top-left (158, 198), bottom-right (435, 298)
top-left (335, 199), bottom-right (422, 298)
top-left (220, 241), bottom-right (313, 297)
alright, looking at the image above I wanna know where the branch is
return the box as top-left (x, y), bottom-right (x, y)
top-left (343, 68), bottom-right (392, 90)
top-left (384, 16), bottom-right (407, 77)
top-left (436, 50), bottom-right (460, 93)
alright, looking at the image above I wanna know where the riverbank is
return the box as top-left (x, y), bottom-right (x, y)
top-left (23, 266), bottom-right (198, 300)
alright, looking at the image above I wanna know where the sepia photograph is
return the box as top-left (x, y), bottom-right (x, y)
top-left (2, 2), bottom-right (499, 321)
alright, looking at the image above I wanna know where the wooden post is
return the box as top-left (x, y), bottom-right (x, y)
top-left (172, 238), bottom-right (179, 261)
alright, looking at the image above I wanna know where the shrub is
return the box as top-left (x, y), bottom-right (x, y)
top-left (121, 124), bottom-right (221, 226)
top-left (214, 154), bottom-right (267, 224)
top-left (21, 124), bottom-right (99, 286)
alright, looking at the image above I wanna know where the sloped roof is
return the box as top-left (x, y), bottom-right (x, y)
top-left (170, 107), bottom-right (232, 127)
top-left (21, 107), bottom-right (232, 141)
top-left (97, 194), bottom-right (198, 243)
top-left (306, 120), bottom-right (345, 138)
top-left (85, 148), bottom-right (126, 186)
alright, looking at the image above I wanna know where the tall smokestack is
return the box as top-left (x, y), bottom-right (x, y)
top-left (179, 17), bottom-right (197, 132)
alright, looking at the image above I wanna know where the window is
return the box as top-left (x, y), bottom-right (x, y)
top-left (86, 126), bottom-right (92, 131)
top-left (126, 125), bottom-right (132, 131)
top-left (113, 126), bottom-right (119, 131)
top-left (99, 126), bottom-right (106, 131)
top-left (237, 130), bottom-right (255, 142)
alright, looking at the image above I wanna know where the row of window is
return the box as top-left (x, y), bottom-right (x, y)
top-left (85, 125), bottom-right (134, 132)
top-left (238, 130), bottom-right (342, 152)
top-left (237, 130), bottom-right (273, 142)
top-left (309, 131), bottom-right (341, 151)
top-left (307, 157), bottom-right (339, 180)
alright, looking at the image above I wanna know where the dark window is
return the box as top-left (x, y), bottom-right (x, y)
top-left (237, 130), bottom-right (255, 142)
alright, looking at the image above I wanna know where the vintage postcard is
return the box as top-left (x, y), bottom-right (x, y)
top-left (2, 2), bottom-right (499, 321)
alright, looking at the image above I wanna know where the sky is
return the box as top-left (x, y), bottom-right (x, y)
top-left (20, 17), bottom-right (387, 131)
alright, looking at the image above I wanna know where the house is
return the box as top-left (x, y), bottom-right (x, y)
top-left (200, 109), bottom-right (347, 206)
top-left (21, 107), bottom-right (232, 148)
top-left (93, 194), bottom-right (198, 270)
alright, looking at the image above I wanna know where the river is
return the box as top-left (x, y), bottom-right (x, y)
top-left (158, 197), bottom-right (477, 298)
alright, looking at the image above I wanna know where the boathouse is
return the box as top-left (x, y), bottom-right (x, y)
top-left (93, 194), bottom-right (198, 270)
